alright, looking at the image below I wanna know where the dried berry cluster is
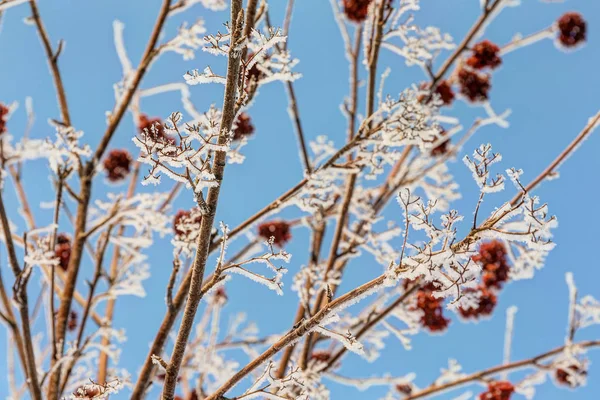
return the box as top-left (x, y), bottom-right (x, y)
top-left (458, 286), bottom-right (497, 319)
top-left (414, 282), bottom-right (451, 332)
top-left (457, 68), bottom-right (491, 103)
top-left (103, 149), bottom-right (132, 182)
top-left (258, 220), bottom-right (292, 247)
top-left (467, 40), bottom-right (502, 70)
top-left (459, 240), bottom-right (510, 320)
top-left (473, 240), bottom-right (510, 290)
top-left (138, 114), bottom-right (174, 144)
top-left (557, 12), bottom-right (587, 48)
top-left (173, 209), bottom-right (204, 237)
top-left (233, 113), bottom-right (255, 141)
top-left (555, 364), bottom-right (587, 388)
top-left (479, 381), bottom-right (515, 400)
top-left (343, 0), bottom-right (374, 22)
top-left (55, 233), bottom-right (72, 271)
top-left (0, 103), bottom-right (9, 135)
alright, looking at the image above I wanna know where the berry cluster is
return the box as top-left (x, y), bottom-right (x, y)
top-left (138, 114), bottom-right (174, 145)
top-left (173, 209), bottom-right (204, 238)
top-left (459, 240), bottom-right (510, 320)
top-left (557, 12), bottom-right (587, 48)
top-left (467, 40), bottom-right (502, 70)
top-left (555, 364), bottom-right (587, 388)
top-left (103, 149), bottom-right (132, 182)
top-left (414, 282), bottom-right (451, 332)
top-left (479, 381), bottom-right (515, 400)
top-left (473, 240), bottom-right (510, 290)
top-left (233, 113), bottom-right (255, 141)
top-left (343, 0), bottom-right (374, 23)
top-left (457, 68), bottom-right (491, 103)
top-left (258, 220), bottom-right (292, 247)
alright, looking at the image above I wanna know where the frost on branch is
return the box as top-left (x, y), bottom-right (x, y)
top-left (463, 144), bottom-right (505, 193)
top-left (224, 240), bottom-right (291, 296)
top-left (161, 19), bottom-right (207, 60)
top-left (185, 26), bottom-right (300, 97)
top-left (382, 1), bottom-right (455, 69)
top-left (133, 109), bottom-right (225, 197)
top-left (70, 379), bottom-right (123, 399)
top-left (2, 122), bottom-right (90, 174)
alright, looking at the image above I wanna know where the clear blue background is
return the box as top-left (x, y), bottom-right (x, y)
top-left (0, 0), bottom-right (599, 399)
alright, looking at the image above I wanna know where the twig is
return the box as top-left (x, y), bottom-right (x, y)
top-left (29, 0), bottom-right (71, 126)
top-left (509, 110), bottom-right (600, 206)
top-left (404, 340), bottom-right (600, 399)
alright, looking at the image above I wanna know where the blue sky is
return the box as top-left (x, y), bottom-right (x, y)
top-left (1, 0), bottom-right (599, 399)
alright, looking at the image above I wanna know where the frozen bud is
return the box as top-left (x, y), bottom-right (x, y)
top-left (395, 383), bottom-right (413, 395)
top-left (557, 12), bottom-right (587, 48)
top-left (0, 103), bottom-right (9, 135)
top-left (458, 286), bottom-right (497, 319)
top-left (55, 233), bottom-right (72, 271)
top-left (232, 113), bottom-right (255, 141)
top-left (258, 220), bottom-right (292, 247)
top-left (343, 0), bottom-right (374, 23)
top-left (555, 364), bottom-right (587, 388)
top-left (458, 68), bottom-right (491, 103)
top-left (67, 310), bottom-right (78, 332)
top-left (479, 381), bottom-right (515, 400)
top-left (103, 149), bottom-right (132, 182)
top-left (472, 240), bottom-right (510, 290)
top-left (173, 209), bottom-right (203, 237)
top-left (467, 40), bottom-right (502, 70)
top-left (311, 351), bottom-right (332, 363)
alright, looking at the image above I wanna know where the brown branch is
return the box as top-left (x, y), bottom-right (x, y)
top-left (97, 163), bottom-right (142, 384)
top-left (29, 0), bottom-right (71, 126)
top-left (160, 2), bottom-right (245, 398)
top-left (324, 282), bottom-right (421, 371)
top-left (275, 220), bottom-right (327, 378)
top-left (509, 110), bottom-right (600, 206)
top-left (405, 340), bottom-right (600, 399)
top-left (58, 228), bottom-right (112, 395)
top-left (265, 5), bottom-right (312, 173)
